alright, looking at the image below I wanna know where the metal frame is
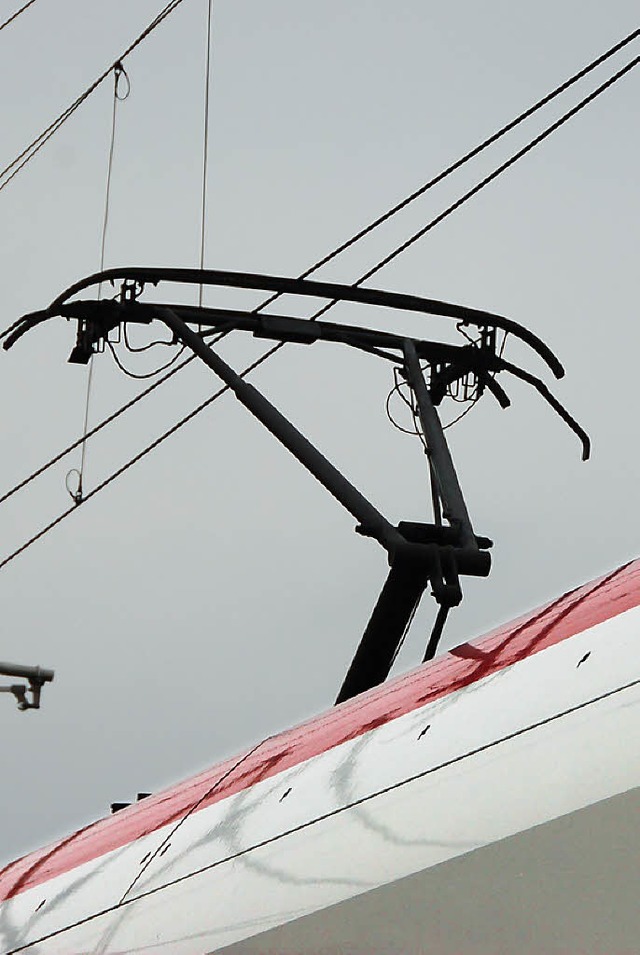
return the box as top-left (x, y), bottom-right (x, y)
top-left (2, 268), bottom-right (590, 703)
top-left (0, 661), bottom-right (54, 711)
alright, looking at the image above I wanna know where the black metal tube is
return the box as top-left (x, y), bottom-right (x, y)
top-left (500, 357), bottom-right (591, 461)
top-left (0, 662), bottom-right (54, 683)
top-left (53, 300), bottom-right (501, 371)
top-left (48, 266), bottom-right (564, 377)
top-left (158, 308), bottom-right (404, 555)
top-left (402, 339), bottom-right (477, 550)
top-left (423, 605), bottom-right (450, 662)
top-left (335, 551), bottom-right (432, 704)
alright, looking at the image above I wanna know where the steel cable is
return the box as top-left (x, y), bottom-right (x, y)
top-left (71, 64), bottom-right (132, 505)
top-left (0, 0), bottom-right (186, 194)
top-left (0, 0), bottom-right (37, 33)
top-left (198, 0), bottom-right (214, 308)
top-left (0, 346), bottom-right (272, 573)
top-left (4, 24), bottom-right (639, 499)
top-left (1, 32), bottom-right (639, 568)
top-left (347, 50), bottom-right (640, 293)
top-left (253, 25), bottom-right (640, 312)
top-left (0, 355), bottom-right (195, 508)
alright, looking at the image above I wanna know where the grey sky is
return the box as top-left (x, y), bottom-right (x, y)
top-left (0, 0), bottom-right (638, 865)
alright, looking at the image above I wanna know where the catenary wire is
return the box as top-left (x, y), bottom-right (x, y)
top-left (2, 20), bottom-right (636, 279)
top-left (5, 23), bottom-right (639, 485)
top-left (107, 0), bottom-right (216, 367)
top-left (304, 49), bottom-right (640, 327)
top-left (2, 36), bottom-right (639, 566)
top-left (0, 323), bottom-right (230, 506)
top-left (0, 0), bottom-right (37, 33)
top-left (351, 51), bottom-right (640, 292)
top-left (0, 354), bottom-right (195, 507)
top-left (0, 0), bottom-right (187, 194)
top-left (198, 0), bottom-right (214, 309)
top-left (72, 63), bottom-right (131, 504)
top-left (0, 342), bottom-right (274, 573)
top-left (81, 47), bottom-right (640, 487)
top-left (253, 25), bottom-right (640, 313)
top-left (98, 63), bottom-right (130, 289)
top-left (103, 0), bottom-right (214, 364)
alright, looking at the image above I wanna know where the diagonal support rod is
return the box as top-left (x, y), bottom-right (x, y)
top-left (402, 339), bottom-right (478, 550)
top-left (157, 307), bottom-right (405, 557)
top-left (158, 307), bottom-right (484, 705)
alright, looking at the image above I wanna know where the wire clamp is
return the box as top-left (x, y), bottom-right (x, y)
top-left (65, 468), bottom-right (83, 505)
top-left (120, 279), bottom-right (144, 303)
top-left (113, 61), bottom-right (131, 101)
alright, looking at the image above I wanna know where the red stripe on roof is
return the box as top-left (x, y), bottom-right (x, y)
top-left (2, 558), bottom-right (639, 902)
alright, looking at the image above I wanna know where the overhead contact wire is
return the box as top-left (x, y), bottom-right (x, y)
top-left (254, 25), bottom-right (640, 313)
top-left (350, 50), bottom-right (640, 292)
top-left (198, 0), bottom-right (214, 309)
top-left (71, 63), bottom-right (130, 505)
top-left (5, 20), bottom-right (639, 428)
top-left (0, 345), bottom-right (271, 573)
top-left (99, 46), bottom-right (640, 472)
top-left (0, 355), bottom-right (195, 507)
top-left (2, 30), bottom-right (640, 566)
top-left (0, 0), bottom-right (186, 194)
top-left (0, 0), bottom-right (37, 33)
top-left (298, 48), bottom-right (640, 329)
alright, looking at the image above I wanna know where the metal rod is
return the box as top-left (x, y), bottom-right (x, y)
top-left (335, 550), bottom-right (432, 704)
top-left (500, 357), bottom-right (591, 460)
top-left (427, 455), bottom-right (443, 527)
top-left (57, 300), bottom-right (483, 362)
top-left (422, 605), bottom-right (450, 662)
top-left (3, 299), bottom-right (589, 463)
top-left (402, 339), bottom-right (477, 549)
top-left (0, 662), bottom-right (54, 683)
top-left (47, 266), bottom-right (564, 377)
top-left (158, 307), bottom-right (404, 555)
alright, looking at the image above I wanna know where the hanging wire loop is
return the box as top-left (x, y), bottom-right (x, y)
top-left (113, 61), bottom-right (131, 101)
top-left (65, 468), bottom-right (83, 506)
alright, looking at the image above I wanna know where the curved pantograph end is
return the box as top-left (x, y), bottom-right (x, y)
top-left (500, 358), bottom-right (591, 461)
top-left (2, 310), bottom-right (54, 350)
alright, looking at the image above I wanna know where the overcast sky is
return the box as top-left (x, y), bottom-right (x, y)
top-left (0, 0), bottom-right (638, 866)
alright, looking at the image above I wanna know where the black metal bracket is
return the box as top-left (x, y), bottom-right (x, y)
top-left (1, 268), bottom-right (590, 704)
top-left (0, 662), bottom-right (55, 711)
